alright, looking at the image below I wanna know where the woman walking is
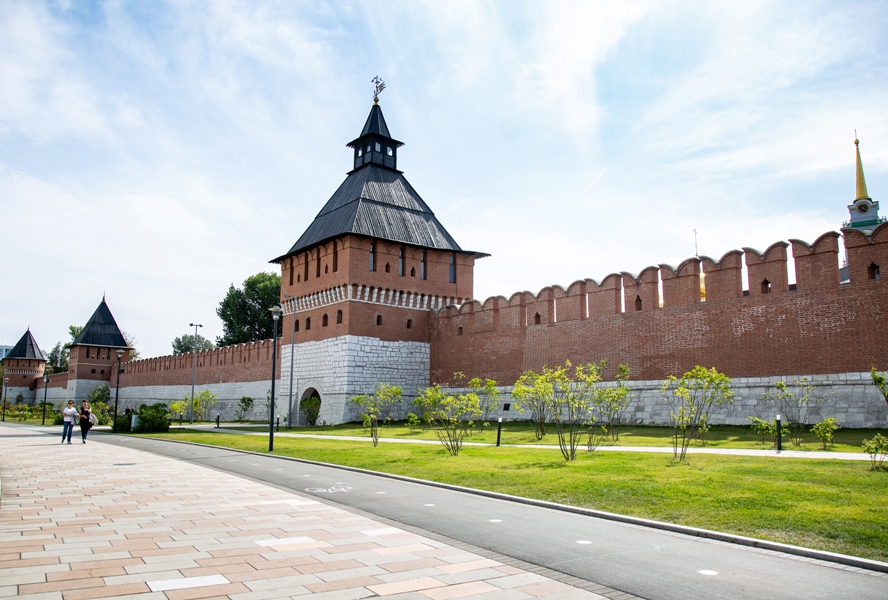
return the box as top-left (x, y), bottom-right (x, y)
top-left (79, 400), bottom-right (93, 444)
top-left (61, 400), bottom-right (79, 444)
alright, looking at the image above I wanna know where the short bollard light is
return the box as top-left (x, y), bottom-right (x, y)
top-left (216, 414), bottom-right (220, 428)
top-left (276, 415), bottom-right (280, 432)
top-left (776, 413), bottom-right (782, 452)
top-left (496, 417), bottom-right (503, 447)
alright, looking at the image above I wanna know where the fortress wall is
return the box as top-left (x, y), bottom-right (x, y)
top-left (444, 371), bottom-right (887, 428)
top-left (430, 229), bottom-right (888, 387)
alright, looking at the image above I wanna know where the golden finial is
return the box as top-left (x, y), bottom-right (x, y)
top-left (855, 131), bottom-right (870, 200)
top-left (372, 76), bottom-right (386, 104)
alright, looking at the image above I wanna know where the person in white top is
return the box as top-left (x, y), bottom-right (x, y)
top-left (61, 400), bottom-right (79, 445)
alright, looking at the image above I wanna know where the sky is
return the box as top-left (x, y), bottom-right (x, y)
top-left (1, 0), bottom-right (886, 358)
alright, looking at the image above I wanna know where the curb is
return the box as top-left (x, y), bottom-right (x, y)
top-left (102, 431), bottom-right (888, 576)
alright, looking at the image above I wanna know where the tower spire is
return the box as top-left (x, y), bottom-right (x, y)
top-left (855, 133), bottom-right (870, 200)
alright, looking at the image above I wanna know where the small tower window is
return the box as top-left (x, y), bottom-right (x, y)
top-left (421, 252), bottom-right (427, 280)
top-left (534, 313), bottom-right (541, 325)
top-left (332, 241), bottom-right (338, 272)
top-left (369, 243), bottom-right (376, 271)
top-left (761, 279), bottom-right (771, 294)
top-left (410, 267), bottom-right (415, 277)
top-left (295, 319), bottom-right (300, 332)
top-left (357, 148), bottom-right (362, 157)
top-left (376, 315), bottom-right (383, 326)
top-left (322, 314), bottom-right (328, 327)
top-left (449, 254), bottom-right (456, 283)
top-left (336, 310), bottom-right (343, 324)
top-left (325, 264), bottom-right (328, 273)
top-left (385, 263), bottom-right (391, 273)
top-left (367, 144), bottom-right (371, 153)
top-left (457, 326), bottom-right (463, 336)
top-left (289, 259), bottom-right (294, 286)
top-left (635, 296), bottom-right (642, 311)
top-left (398, 247), bottom-right (405, 276)
top-left (305, 317), bottom-right (311, 331)
top-left (406, 319), bottom-right (413, 329)
top-left (304, 254), bottom-right (309, 281)
top-left (316, 248), bottom-right (321, 278)
top-left (869, 262), bottom-right (881, 280)
top-left (387, 146), bottom-right (393, 156)
top-left (375, 142), bottom-right (381, 152)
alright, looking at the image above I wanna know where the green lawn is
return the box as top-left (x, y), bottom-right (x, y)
top-left (224, 421), bottom-right (888, 453)
top-left (142, 429), bottom-right (888, 562)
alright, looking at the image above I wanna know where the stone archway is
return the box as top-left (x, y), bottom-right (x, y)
top-left (297, 388), bottom-right (322, 427)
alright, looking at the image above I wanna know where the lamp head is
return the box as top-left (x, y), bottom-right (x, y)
top-left (117, 349), bottom-right (124, 359)
top-left (44, 375), bottom-right (49, 382)
top-left (270, 305), bottom-right (283, 321)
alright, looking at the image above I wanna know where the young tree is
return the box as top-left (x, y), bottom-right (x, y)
top-left (548, 361), bottom-right (607, 461)
top-left (414, 384), bottom-right (481, 456)
top-left (45, 342), bottom-right (68, 374)
top-left (169, 400), bottom-right (187, 422)
top-left (511, 370), bottom-right (553, 440)
top-left (87, 385), bottom-right (110, 404)
top-left (236, 396), bottom-right (254, 421)
top-left (763, 378), bottom-right (827, 447)
top-left (872, 367), bottom-right (888, 406)
top-left (172, 334), bottom-right (215, 355)
top-left (300, 395), bottom-right (321, 426)
top-left (184, 389), bottom-right (218, 422)
top-left (349, 383), bottom-right (403, 445)
top-left (599, 363), bottom-right (632, 440)
top-left (469, 378), bottom-right (500, 432)
top-left (216, 272), bottom-right (282, 346)
top-left (661, 366), bottom-right (733, 462)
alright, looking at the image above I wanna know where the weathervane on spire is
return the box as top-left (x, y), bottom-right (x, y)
top-left (372, 76), bottom-right (386, 104)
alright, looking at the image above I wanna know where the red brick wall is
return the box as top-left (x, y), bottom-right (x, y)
top-left (430, 228), bottom-right (888, 384)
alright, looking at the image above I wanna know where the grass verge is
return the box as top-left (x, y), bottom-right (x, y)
top-left (142, 429), bottom-right (888, 562)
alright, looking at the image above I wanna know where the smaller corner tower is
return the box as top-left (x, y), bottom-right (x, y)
top-left (67, 298), bottom-right (130, 403)
top-left (2, 329), bottom-right (46, 404)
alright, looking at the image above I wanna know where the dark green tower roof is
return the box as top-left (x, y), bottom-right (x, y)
top-left (72, 299), bottom-right (128, 348)
top-left (3, 329), bottom-right (44, 362)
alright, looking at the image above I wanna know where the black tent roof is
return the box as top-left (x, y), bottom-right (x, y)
top-left (4, 329), bottom-right (44, 361)
top-left (273, 103), bottom-right (486, 262)
top-left (72, 299), bottom-right (128, 348)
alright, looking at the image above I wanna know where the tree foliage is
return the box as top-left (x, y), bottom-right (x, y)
top-left (811, 418), bottom-right (839, 450)
top-left (236, 396), bottom-right (254, 421)
top-left (511, 370), bottom-right (553, 440)
top-left (300, 394), bottom-right (321, 426)
top-left (45, 326), bottom-right (83, 374)
top-left (216, 272), bottom-right (282, 346)
top-left (172, 333), bottom-right (215, 355)
top-left (185, 389), bottom-right (218, 422)
top-left (599, 364), bottom-right (632, 440)
top-left (662, 366), bottom-right (733, 462)
top-left (414, 384), bottom-right (481, 456)
top-left (872, 367), bottom-right (888, 406)
top-left (88, 385), bottom-right (110, 405)
top-left (469, 377), bottom-right (500, 431)
top-left (350, 384), bottom-right (403, 446)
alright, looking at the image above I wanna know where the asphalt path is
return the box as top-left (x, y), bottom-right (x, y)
top-left (85, 432), bottom-right (887, 600)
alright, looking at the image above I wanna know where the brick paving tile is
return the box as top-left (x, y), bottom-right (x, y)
top-left (61, 582), bottom-right (150, 600)
top-left (380, 558), bottom-right (449, 573)
top-left (224, 566), bottom-right (298, 582)
top-left (19, 578), bottom-right (106, 595)
top-left (164, 583), bottom-right (252, 600)
top-left (435, 569), bottom-right (512, 586)
top-left (514, 581), bottom-right (575, 596)
top-left (13, 593), bottom-right (66, 600)
top-left (421, 581), bottom-right (502, 600)
top-left (305, 575), bottom-right (385, 593)
top-left (367, 576), bottom-right (448, 596)
top-left (438, 559), bottom-right (504, 574)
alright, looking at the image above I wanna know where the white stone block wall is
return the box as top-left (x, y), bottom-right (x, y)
top-left (280, 335), bottom-right (430, 425)
top-left (4, 386), bottom-right (35, 404)
top-left (115, 380), bottom-right (279, 422)
top-left (446, 372), bottom-right (888, 429)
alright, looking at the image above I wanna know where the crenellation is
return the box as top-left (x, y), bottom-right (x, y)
top-left (744, 241), bottom-right (790, 295)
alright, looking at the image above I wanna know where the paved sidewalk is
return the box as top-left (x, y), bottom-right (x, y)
top-left (0, 427), bottom-right (611, 600)
top-left (183, 425), bottom-right (872, 461)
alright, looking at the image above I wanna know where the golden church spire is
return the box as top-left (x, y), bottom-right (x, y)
top-left (855, 136), bottom-right (870, 200)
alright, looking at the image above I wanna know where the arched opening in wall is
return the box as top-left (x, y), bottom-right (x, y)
top-left (295, 319), bottom-right (300, 332)
top-left (410, 267), bottom-right (415, 277)
top-left (299, 388), bottom-right (322, 426)
top-left (376, 315), bottom-right (383, 326)
top-left (421, 251), bottom-right (427, 279)
top-left (869, 262), bottom-right (881, 280)
top-left (635, 295), bottom-right (642, 311)
top-left (761, 279), bottom-right (771, 294)
top-left (325, 264), bottom-right (328, 274)
top-left (336, 310), bottom-right (343, 324)
top-left (289, 259), bottom-right (294, 286)
top-left (332, 241), bottom-right (338, 272)
top-left (297, 274), bottom-right (301, 283)
top-left (406, 319), bottom-right (412, 329)
top-left (322, 314), bottom-right (328, 327)
top-left (369, 242), bottom-right (376, 271)
top-left (398, 246), bottom-right (405, 276)
top-left (316, 248), bottom-right (321, 278)
top-left (385, 263), bottom-right (391, 273)
top-left (305, 317), bottom-right (311, 330)
top-left (457, 326), bottom-right (463, 336)
top-left (91, 369), bottom-right (95, 373)
top-left (534, 313), bottom-right (541, 325)
top-left (449, 254), bottom-right (456, 283)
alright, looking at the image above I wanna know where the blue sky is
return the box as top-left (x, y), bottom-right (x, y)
top-left (1, 0), bottom-right (886, 358)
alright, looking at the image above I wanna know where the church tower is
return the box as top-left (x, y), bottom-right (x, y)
top-left (272, 93), bottom-right (486, 424)
top-left (845, 137), bottom-right (883, 236)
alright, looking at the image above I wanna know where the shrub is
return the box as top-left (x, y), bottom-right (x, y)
top-left (406, 412), bottom-right (421, 433)
top-left (114, 414), bottom-right (132, 432)
top-left (90, 401), bottom-right (111, 425)
top-left (414, 384), bottom-right (481, 456)
top-left (300, 395), bottom-right (321, 426)
top-left (133, 403), bottom-right (170, 433)
top-left (236, 396), bottom-right (254, 421)
top-left (662, 366), bottom-right (733, 462)
top-left (88, 385), bottom-right (110, 405)
top-left (763, 378), bottom-right (828, 447)
top-left (811, 418), bottom-right (839, 449)
top-left (749, 416), bottom-right (771, 444)
top-left (862, 433), bottom-right (888, 470)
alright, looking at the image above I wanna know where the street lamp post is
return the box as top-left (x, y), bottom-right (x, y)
top-left (268, 306), bottom-right (282, 452)
top-left (112, 349), bottom-right (123, 432)
top-left (283, 294), bottom-right (296, 429)
top-left (1, 378), bottom-right (8, 422)
top-left (42, 375), bottom-right (49, 425)
top-left (189, 323), bottom-right (203, 424)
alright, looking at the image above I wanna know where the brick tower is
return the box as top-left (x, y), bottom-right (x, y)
top-left (66, 298), bottom-right (130, 403)
top-left (272, 97), bottom-right (486, 424)
top-left (1, 329), bottom-right (46, 404)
